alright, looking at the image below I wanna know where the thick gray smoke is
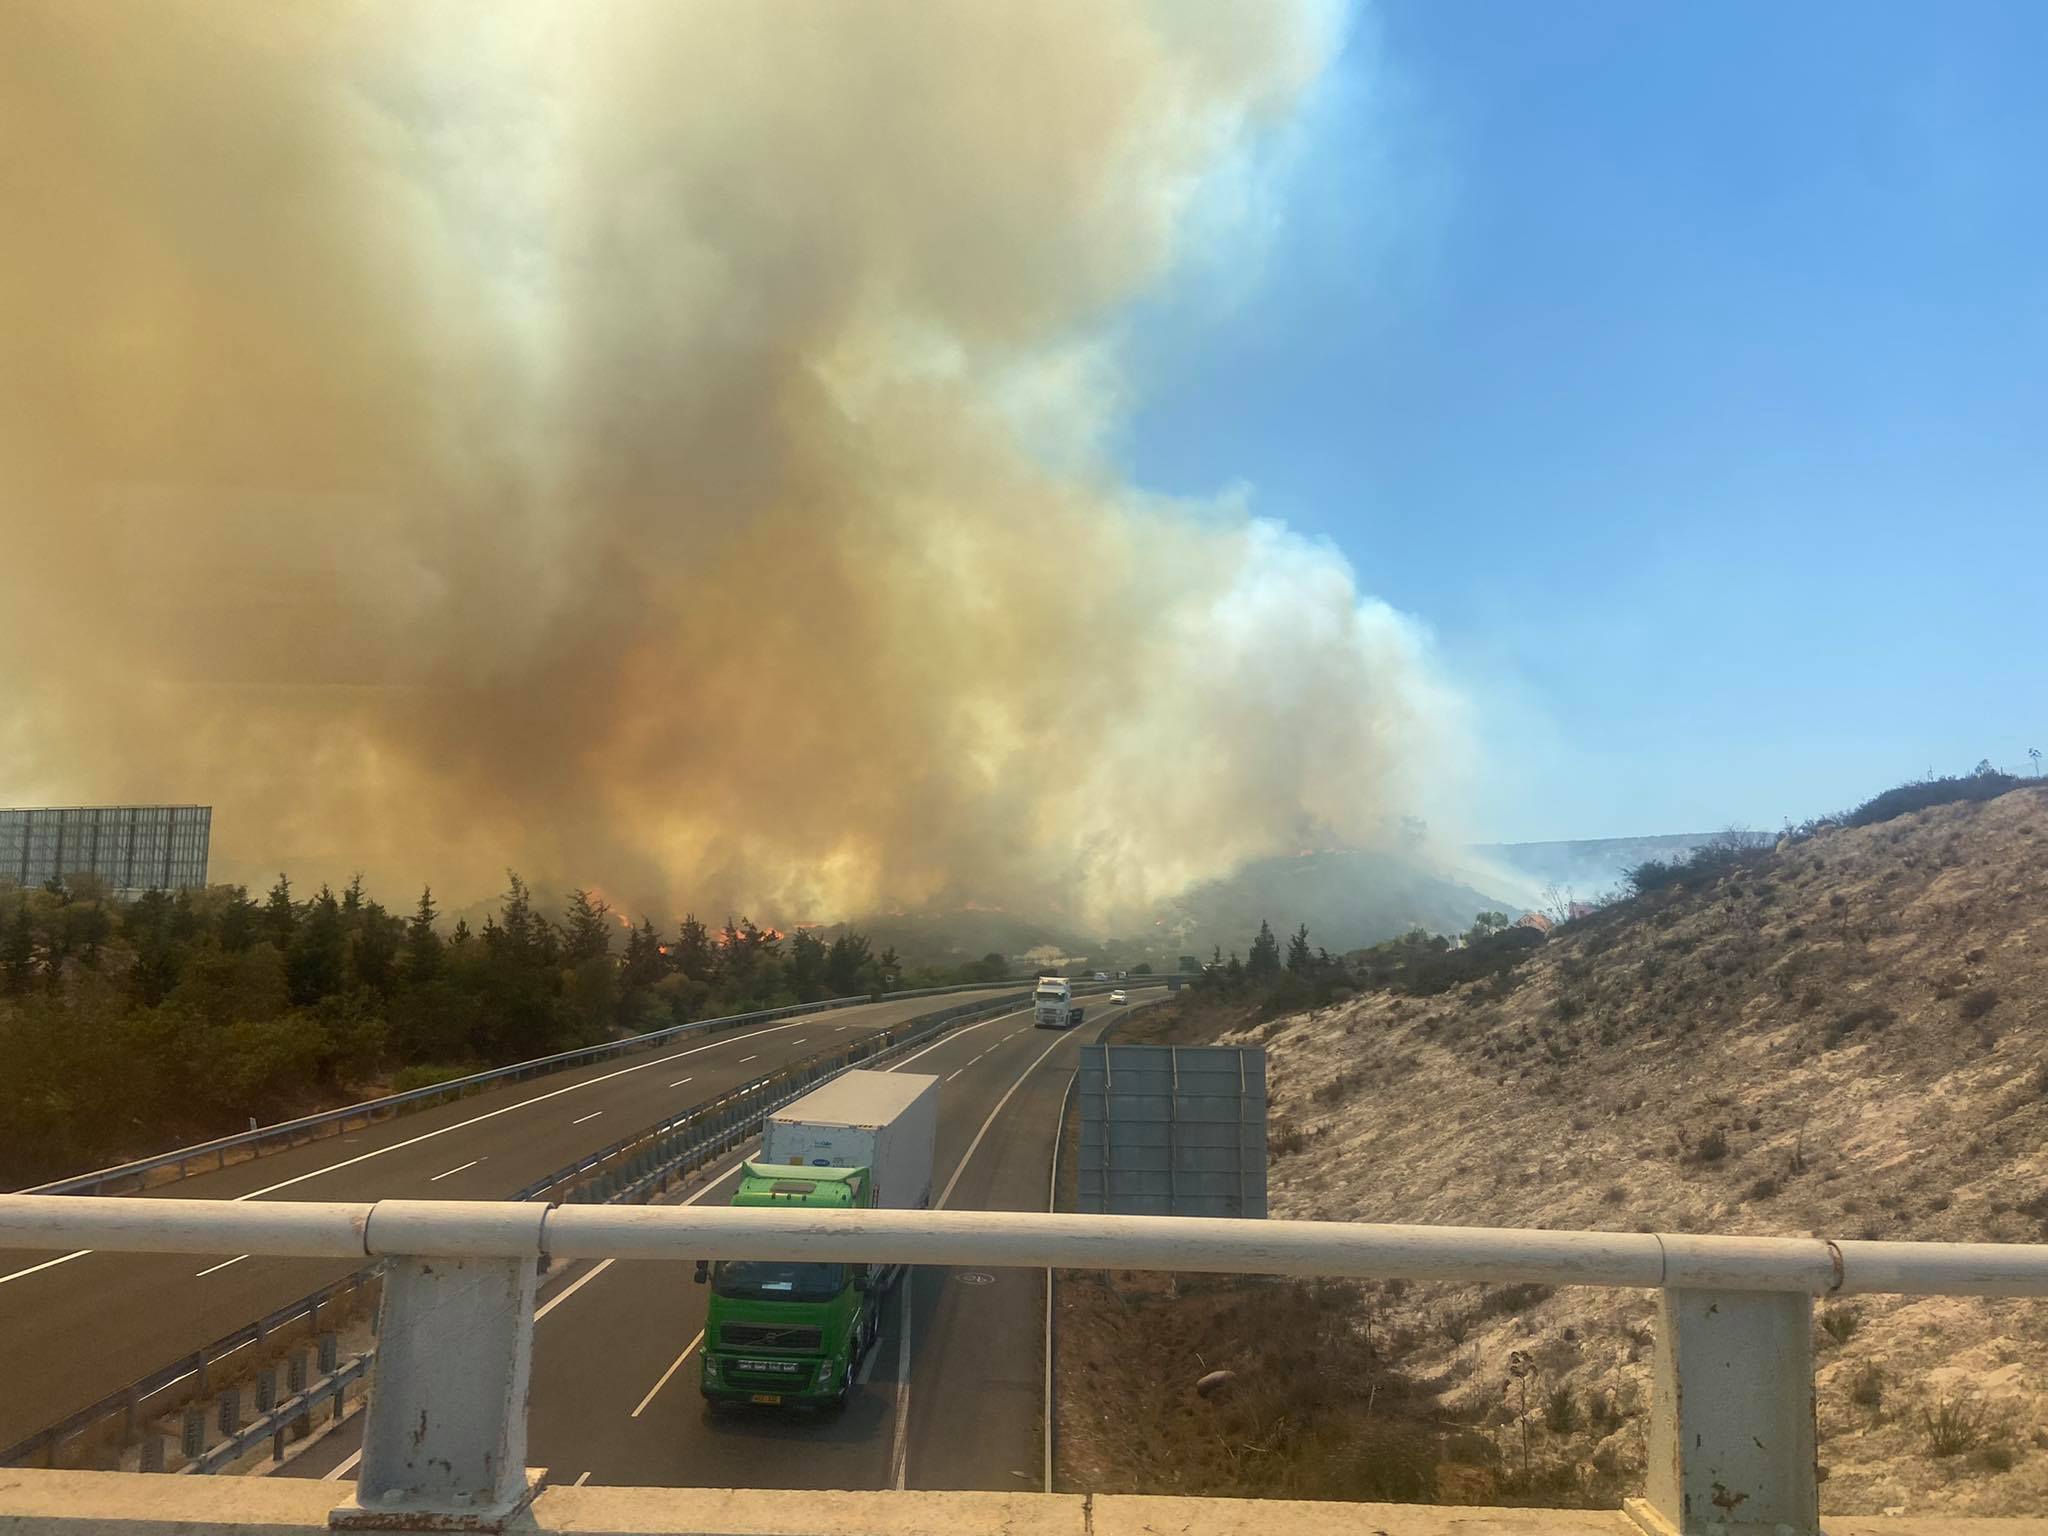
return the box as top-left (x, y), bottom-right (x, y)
top-left (0, 2), bottom-right (1468, 926)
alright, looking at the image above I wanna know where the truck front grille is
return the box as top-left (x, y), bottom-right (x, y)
top-left (720, 1324), bottom-right (823, 1351)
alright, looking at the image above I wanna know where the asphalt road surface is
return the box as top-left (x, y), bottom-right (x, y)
top-left (283, 988), bottom-right (1163, 1491)
top-left (0, 986), bottom-right (1026, 1449)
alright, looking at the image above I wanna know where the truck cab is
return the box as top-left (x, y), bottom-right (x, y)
top-left (1032, 976), bottom-right (1083, 1029)
top-left (697, 1163), bottom-right (882, 1410)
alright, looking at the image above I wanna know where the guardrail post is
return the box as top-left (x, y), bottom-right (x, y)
top-left (139, 1433), bottom-right (165, 1473)
top-left (180, 1406), bottom-right (205, 1462)
top-left (334, 1253), bottom-right (540, 1529)
top-left (216, 1388), bottom-right (239, 1436)
top-left (1627, 1288), bottom-right (1818, 1536)
top-left (317, 1331), bottom-right (339, 1374)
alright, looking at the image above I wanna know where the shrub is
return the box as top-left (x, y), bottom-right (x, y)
top-left (1485, 1282), bottom-right (1555, 1316)
top-left (1691, 1128), bottom-right (1730, 1164)
top-left (1959, 988), bottom-right (2000, 1022)
top-left (1845, 772), bottom-right (2023, 829)
top-left (1850, 1364), bottom-right (1884, 1408)
top-left (1543, 1384), bottom-right (1579, 1434)
top-left (1269, 1123), bottom-right (1307, 1157)
top-left (1922, 1394), bottom-right (1985, 1457)
top-left (1973, 1444), bottom-right (2017, 1473)
top-left (1602, 1184), bottom-right (1627, 1205)
top-left (1819, 1307), bottom-right (1862, 1346)
top-left (1748, 1176), bottom-right (1780, 1202)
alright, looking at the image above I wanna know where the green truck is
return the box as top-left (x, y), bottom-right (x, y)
top-left (696, 1069), bottom-right (940, 1410)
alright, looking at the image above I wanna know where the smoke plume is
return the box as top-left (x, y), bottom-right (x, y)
top-left (0, 2), bottom-right (1467, 927)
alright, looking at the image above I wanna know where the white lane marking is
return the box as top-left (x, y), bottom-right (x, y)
top-left (939, 1027), bottom-right (1077, 1210)
top-left (668, 1076), bottom-right (693, 1089)
top-left (324, 1447), bottom-right (362, 1480)
top-left (428, 1159), bottom-right (479, 1182)
top-left (535, 1151), bottom-right (751, 1327)
top-left (884, 1012), bottom-right (1015, 1072)
top-left (194, 1254), bottom-right (249, 1278)
top-left (630, 1331), bottom-right (705, 1418)
top-left (535, 1258), bottom-right (616, 1322)
top-left (788, 1039), bottom-right (805, 1046)
top-left (946, 1069), bottom-right (964, 1083)
top-left (738, 1055), bottom-right (758, 1064)
top-left (0, 1249), bottom-right (92, 1288)
top-left (890, 1278), bottom-right (914, 1490)
top-left (573, 1471), bottom-right (593, 1487)
top-left (232, 1018), bottom-right (817, 1202)
top-left (835, 1025), bottom-right (848, 1031)
top-left (571, 1111), bottom-right (604, 1126)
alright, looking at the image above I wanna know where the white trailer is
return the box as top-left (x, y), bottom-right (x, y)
top-left (762, 1070), bottom-right (940, 1214)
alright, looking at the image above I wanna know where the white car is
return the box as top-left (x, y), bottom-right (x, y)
top-left (1109, 989), bottom-right (1128, 1004)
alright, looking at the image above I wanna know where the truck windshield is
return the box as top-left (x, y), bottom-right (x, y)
top-left (711, 1260), bottom-right (846, 1302)
top-left (1035, 988), bottom-right (1065, 1001)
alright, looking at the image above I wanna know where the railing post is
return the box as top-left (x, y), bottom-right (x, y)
top-left (332, 1253), bottom-right (541, 1530)
top-left (1628, 1288), bottom-right (1818, 1536)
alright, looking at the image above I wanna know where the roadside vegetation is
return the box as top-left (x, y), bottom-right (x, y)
top-left (1061, 767), bottom-right (2048, 1514)
top-left (0, 870), bottom-right (1011, 1187)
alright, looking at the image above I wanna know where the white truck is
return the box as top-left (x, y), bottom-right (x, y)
top-left (761, 1070), bottom-right (940, 1217)
top-left (1033, 975), bottom-right (1084, 1030)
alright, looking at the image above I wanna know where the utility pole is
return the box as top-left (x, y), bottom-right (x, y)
top-left (2031, 747), bottom-right (2042, 779)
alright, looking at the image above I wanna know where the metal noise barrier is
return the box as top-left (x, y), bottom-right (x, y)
top-left (0, 981), bottom-right (1069, 1470)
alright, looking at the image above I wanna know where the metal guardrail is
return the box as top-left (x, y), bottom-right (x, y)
top-left (0, 1265), bottom-right (383, 1470)
top-left (1, 1196), bottom-right (2044, 1536)
top-left (0, 984), bottom-right (1073, 1470)
top-left (183, 1352), bottom-right (371, 1475)
top-left (128, 989), bottom-right (1056, 1476)
top-left (18, 981), bottom-right (1028, 1197)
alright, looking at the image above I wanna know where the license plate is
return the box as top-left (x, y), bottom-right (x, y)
top-left (749, 1393), bottom-right (782, 1405)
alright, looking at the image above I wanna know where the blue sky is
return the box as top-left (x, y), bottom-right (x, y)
top-left (1119, 1), bottom-right (2047, 843)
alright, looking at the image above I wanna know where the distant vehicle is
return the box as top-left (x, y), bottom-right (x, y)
top-left (1092, 970), bottom-right (1108, 981)
top-left (1033, 975), bottom-right (1084, 1029)
top-left (1116, 971), bottom-right (1127, 980)
top-left (697, 1071), bottom-right (939, 1411)
top-left (1109, 989), bottom-right (1127, 1004)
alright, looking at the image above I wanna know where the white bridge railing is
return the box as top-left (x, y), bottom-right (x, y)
top-left (2, 1194), bottom-right (2044, 1536)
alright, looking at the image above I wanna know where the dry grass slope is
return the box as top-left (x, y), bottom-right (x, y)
top-left (1241, 786), bottom-right (2048, 1516)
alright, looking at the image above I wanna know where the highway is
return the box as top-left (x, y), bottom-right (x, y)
top-left (284, 988), bottom-right (1162, 1491)
top-left (0, 986), bottom-right (1026, 1451)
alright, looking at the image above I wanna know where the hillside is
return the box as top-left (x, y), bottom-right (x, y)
top-left (1160, 848), bottom-right (1515, 958)
top-left (1242, 784), bottom-right (2048, 1515)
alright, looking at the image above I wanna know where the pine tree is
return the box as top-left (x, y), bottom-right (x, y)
top-left (622, 918), bottom-right (667, 991)
top-left (408, 887), bottom-right (442, 982)
top-left (671, 914), bottom-right (715, 982)
top-left (1247, 920), bottom-right (1282, 979)
top-left (562, 889), bottom-right (613, 963)
top-left (217, 885), bottom-right (260, 952)
top-left (288, 885), bottom-right (347, 1005)
top-left (826, 931), bottom-right (873, 995)
top-left (264, 874), bottom-right (296, 948)
top-left (1285, 923), bottom-right (1313, 974)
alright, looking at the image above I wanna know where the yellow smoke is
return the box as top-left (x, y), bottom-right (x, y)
top-left (0, 1), bottom-right (1466, 925)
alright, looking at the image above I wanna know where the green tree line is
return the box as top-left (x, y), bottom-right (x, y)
top-left (0, 871), bottom-right (1011, 1186)
top-left (1191, 911), bottom-right (1546, 1017)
